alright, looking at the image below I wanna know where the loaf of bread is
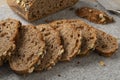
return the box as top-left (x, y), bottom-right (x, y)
top-left (7, 0), bottom-right (78, 21)
top-left (0, 18), bottom-right (21, 66)
top-left (0, 18), bottom-right (118, 75)
top-left (50, 19), bottom-right (118, 57)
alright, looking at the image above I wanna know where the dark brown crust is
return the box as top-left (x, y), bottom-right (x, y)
top-left (7, 0), bottom-right (78, 21)
top-left (76, 7), bottom-right (114, 24)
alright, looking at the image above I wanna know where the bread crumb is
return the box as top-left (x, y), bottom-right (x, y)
top-left (99, 61), bottom-right (106, 66)
top-left (77, 61), bottom-right (80, 64)
top-left (58, 74), bottom-right (61, 77)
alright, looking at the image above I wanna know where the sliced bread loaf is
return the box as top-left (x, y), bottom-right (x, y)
top-left (9, 25), bottom-right (45, 74)
top-left (0, 18), bottom-right (21, 66)
top-left (50, 19), bottom-right (97, 56)
top-left (35, 24), bottom-right (64, 71)
top-left (95, 29), bottom-right (118, 57)
top-left (7, 0), bottom-right (78, 21)
top-left (50, 23), bottom-right (82, 61)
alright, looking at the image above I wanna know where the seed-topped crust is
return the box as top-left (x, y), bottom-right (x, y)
top-left (7, 0), bottom-right (78, 21)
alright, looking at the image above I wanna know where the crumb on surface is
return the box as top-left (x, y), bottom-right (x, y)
top-left (77, 61), bottom-right (80, 64)
top-left (99, 61), bottom-right (106, 66)
top-left (58, 74), bottom-right (61, 77)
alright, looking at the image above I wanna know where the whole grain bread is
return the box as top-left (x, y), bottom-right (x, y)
top-left (51, 19), bottom-right (118, 57)
top-left (95, 29), bottom-right (118, 57)
top-left (36, 24), bottom-right (64, 71)
top-left (7, 0), bottom-right (78, 21)
top-left (50, 19), bottom-right (97, 56)
top-left (0, 18), bottom-right (21, 66)
top-left (50, 23), bottom-right (82, 61)
top-left (9, 25), bottom-right (45, 74)
top-left (76, 7), bottom-right (114, 24)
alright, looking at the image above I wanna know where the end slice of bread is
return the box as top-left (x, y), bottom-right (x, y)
top-left (35, 24), bottom-right (64, 71)
top-left (95, 29), bottom-right (118, 57)
top-left (0, 18), bottom-right (21, 66)
top-left (7, 0), bottom-right (78, 21)
top-left (9, 25), bottom-right (45, 74)
top-left (76, 7), bottom-right (114, 24)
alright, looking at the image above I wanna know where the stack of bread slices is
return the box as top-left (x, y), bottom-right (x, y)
top-left (0, 18), bottom-right (118, 74)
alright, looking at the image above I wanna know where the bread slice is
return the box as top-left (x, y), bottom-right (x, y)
top-left (7, 0), bottom-right (78, 21)
top-left (9, 25), bottom-right (45, 74)
top-left (95, 29), bottom-right (118, 57)
top-left (35, 24), bottom-right (64, 71)
top-left (50, 19), bottom-right (97, 56)
top-left (0, 18), bottom-right (21, 66)
top-left (50, 23), bottom-right (82, 61)
top-left (76, 7), bottom-right (114, 24)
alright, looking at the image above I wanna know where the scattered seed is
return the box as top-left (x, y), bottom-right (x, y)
top-left (99, 61), bottom-right (106, 66)
top-left (89, 9), bottom-right (93, 13)
top-left (16, 0), bottom-right (21, 4)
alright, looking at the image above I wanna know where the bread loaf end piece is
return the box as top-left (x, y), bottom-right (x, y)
top-left (7, 0), bottom-right (78, 21)
top-left (95, 29), bottom-right (118, 57)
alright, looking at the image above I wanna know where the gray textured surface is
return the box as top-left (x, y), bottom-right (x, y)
top-left (0, 0), bottom-right (120, 80)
